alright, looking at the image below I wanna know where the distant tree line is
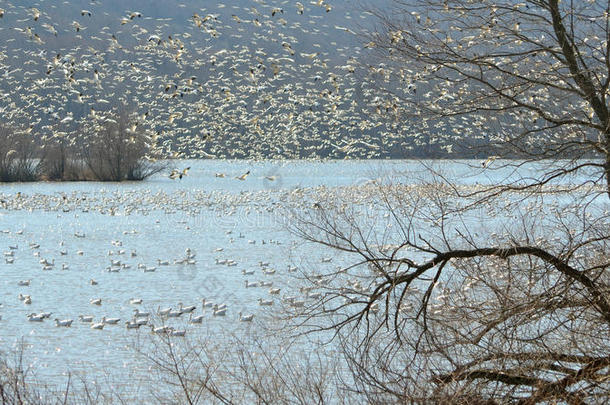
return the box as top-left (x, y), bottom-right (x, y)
top-left (0, 110), bottom-right (165, 182)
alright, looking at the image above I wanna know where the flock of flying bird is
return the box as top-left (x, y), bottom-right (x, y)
top-left (0, 0), bottom-right (436, 161)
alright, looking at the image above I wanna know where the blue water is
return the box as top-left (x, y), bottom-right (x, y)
top-left (0, 159), bottom-right (604, 397)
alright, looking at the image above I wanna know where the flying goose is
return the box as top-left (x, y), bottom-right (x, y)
top-left (235, 170), bottom-right (250, 180)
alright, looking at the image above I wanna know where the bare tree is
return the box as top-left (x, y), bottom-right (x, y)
top-left (80, 107), bottom-right (165, 181)
top-left (133, 323), bottom-right (356, 405)
top-left (40, 132), bottom-right (82, 181)
top-left (287, 165), bottom-right (609, 403)
top-left (364, 0), bottom-right (610, 197)
top-left (279, 4), bottom-right (610, 401)
top-left (0, 344), bottom-right (45, 404)
top-left (0, 341), bottom-right (124, 405)
top-left (0, 124), bottom-right (41, 182)
top-left (284, 1), bottom-right (610, 381)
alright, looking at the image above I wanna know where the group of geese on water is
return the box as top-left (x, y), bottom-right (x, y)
top-left (0, 163), bottom-right (382, 341)
top-left (1, 221), bottom-right (324, 335)
top-left (18, 291), bottom-right (257, 337)
top-left (22, 299), bottom-right (236, 337)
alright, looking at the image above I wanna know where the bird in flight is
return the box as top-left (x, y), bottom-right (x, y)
top-left (235, 170), bottom-right (250, 180)
top-left (169, 167), bottom-right (190, 180)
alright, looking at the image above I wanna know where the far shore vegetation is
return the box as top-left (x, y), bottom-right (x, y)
top-left (0, 111), bottom-right (166, 183)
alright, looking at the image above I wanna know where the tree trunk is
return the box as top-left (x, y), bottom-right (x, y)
top-left (606, 151), bottom-right (610, 199)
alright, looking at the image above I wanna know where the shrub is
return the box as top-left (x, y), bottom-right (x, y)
top-left (80, 109), bottom-right (166, 181)
top-left (0, 125), bottom-right (42, 182)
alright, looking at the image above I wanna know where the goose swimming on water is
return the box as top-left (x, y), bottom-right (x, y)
top-left (102, 316), bottom-right (120, 325)
top-left (55, 318), bottom-right (73, 327)
top-left (27, 313), bottom-right (44, 322)
top-left (213, 305), bottom-right (227, 316)
top-left (239, 312), bottom-right (254, 322)
top-left (189, 314), bottom-right (204, 324)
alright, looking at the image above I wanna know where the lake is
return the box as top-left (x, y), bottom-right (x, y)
top-left (0, 159), bottom-right (602, 398)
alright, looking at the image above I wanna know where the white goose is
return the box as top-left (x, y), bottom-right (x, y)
top-left (178, 302), bottom-right (196, 313)
top-left (27, 313), bottom-right (45, 322)
top-left (213, 305), bottom-right (227, 316)
top-left (102, 316), bottom-right (120, 325)
top-left (239, 312), bottom-right (254, 322)
top-left (133, 308), bottom-right (150, 318)
top-left (157, 306), bottom-right (172, 316)
top-left (90, 322), bottom-right (104, 330)
top-left (189, 314), bottom-right (204, 324)
top-left (55, 318), bottom-right (73, 327)
top-left (258, 298), bottom-right (273, 306)
top-left (166, 309), bottom-right (183, 318)
top-left (151, 325), bottom-right (170, 334)
top-left (79, 315), bottom-right (93, 323)
top-left (125, 321), bottom-right (140, 329)
top-left (170, 328), bottom-right (186, 337)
